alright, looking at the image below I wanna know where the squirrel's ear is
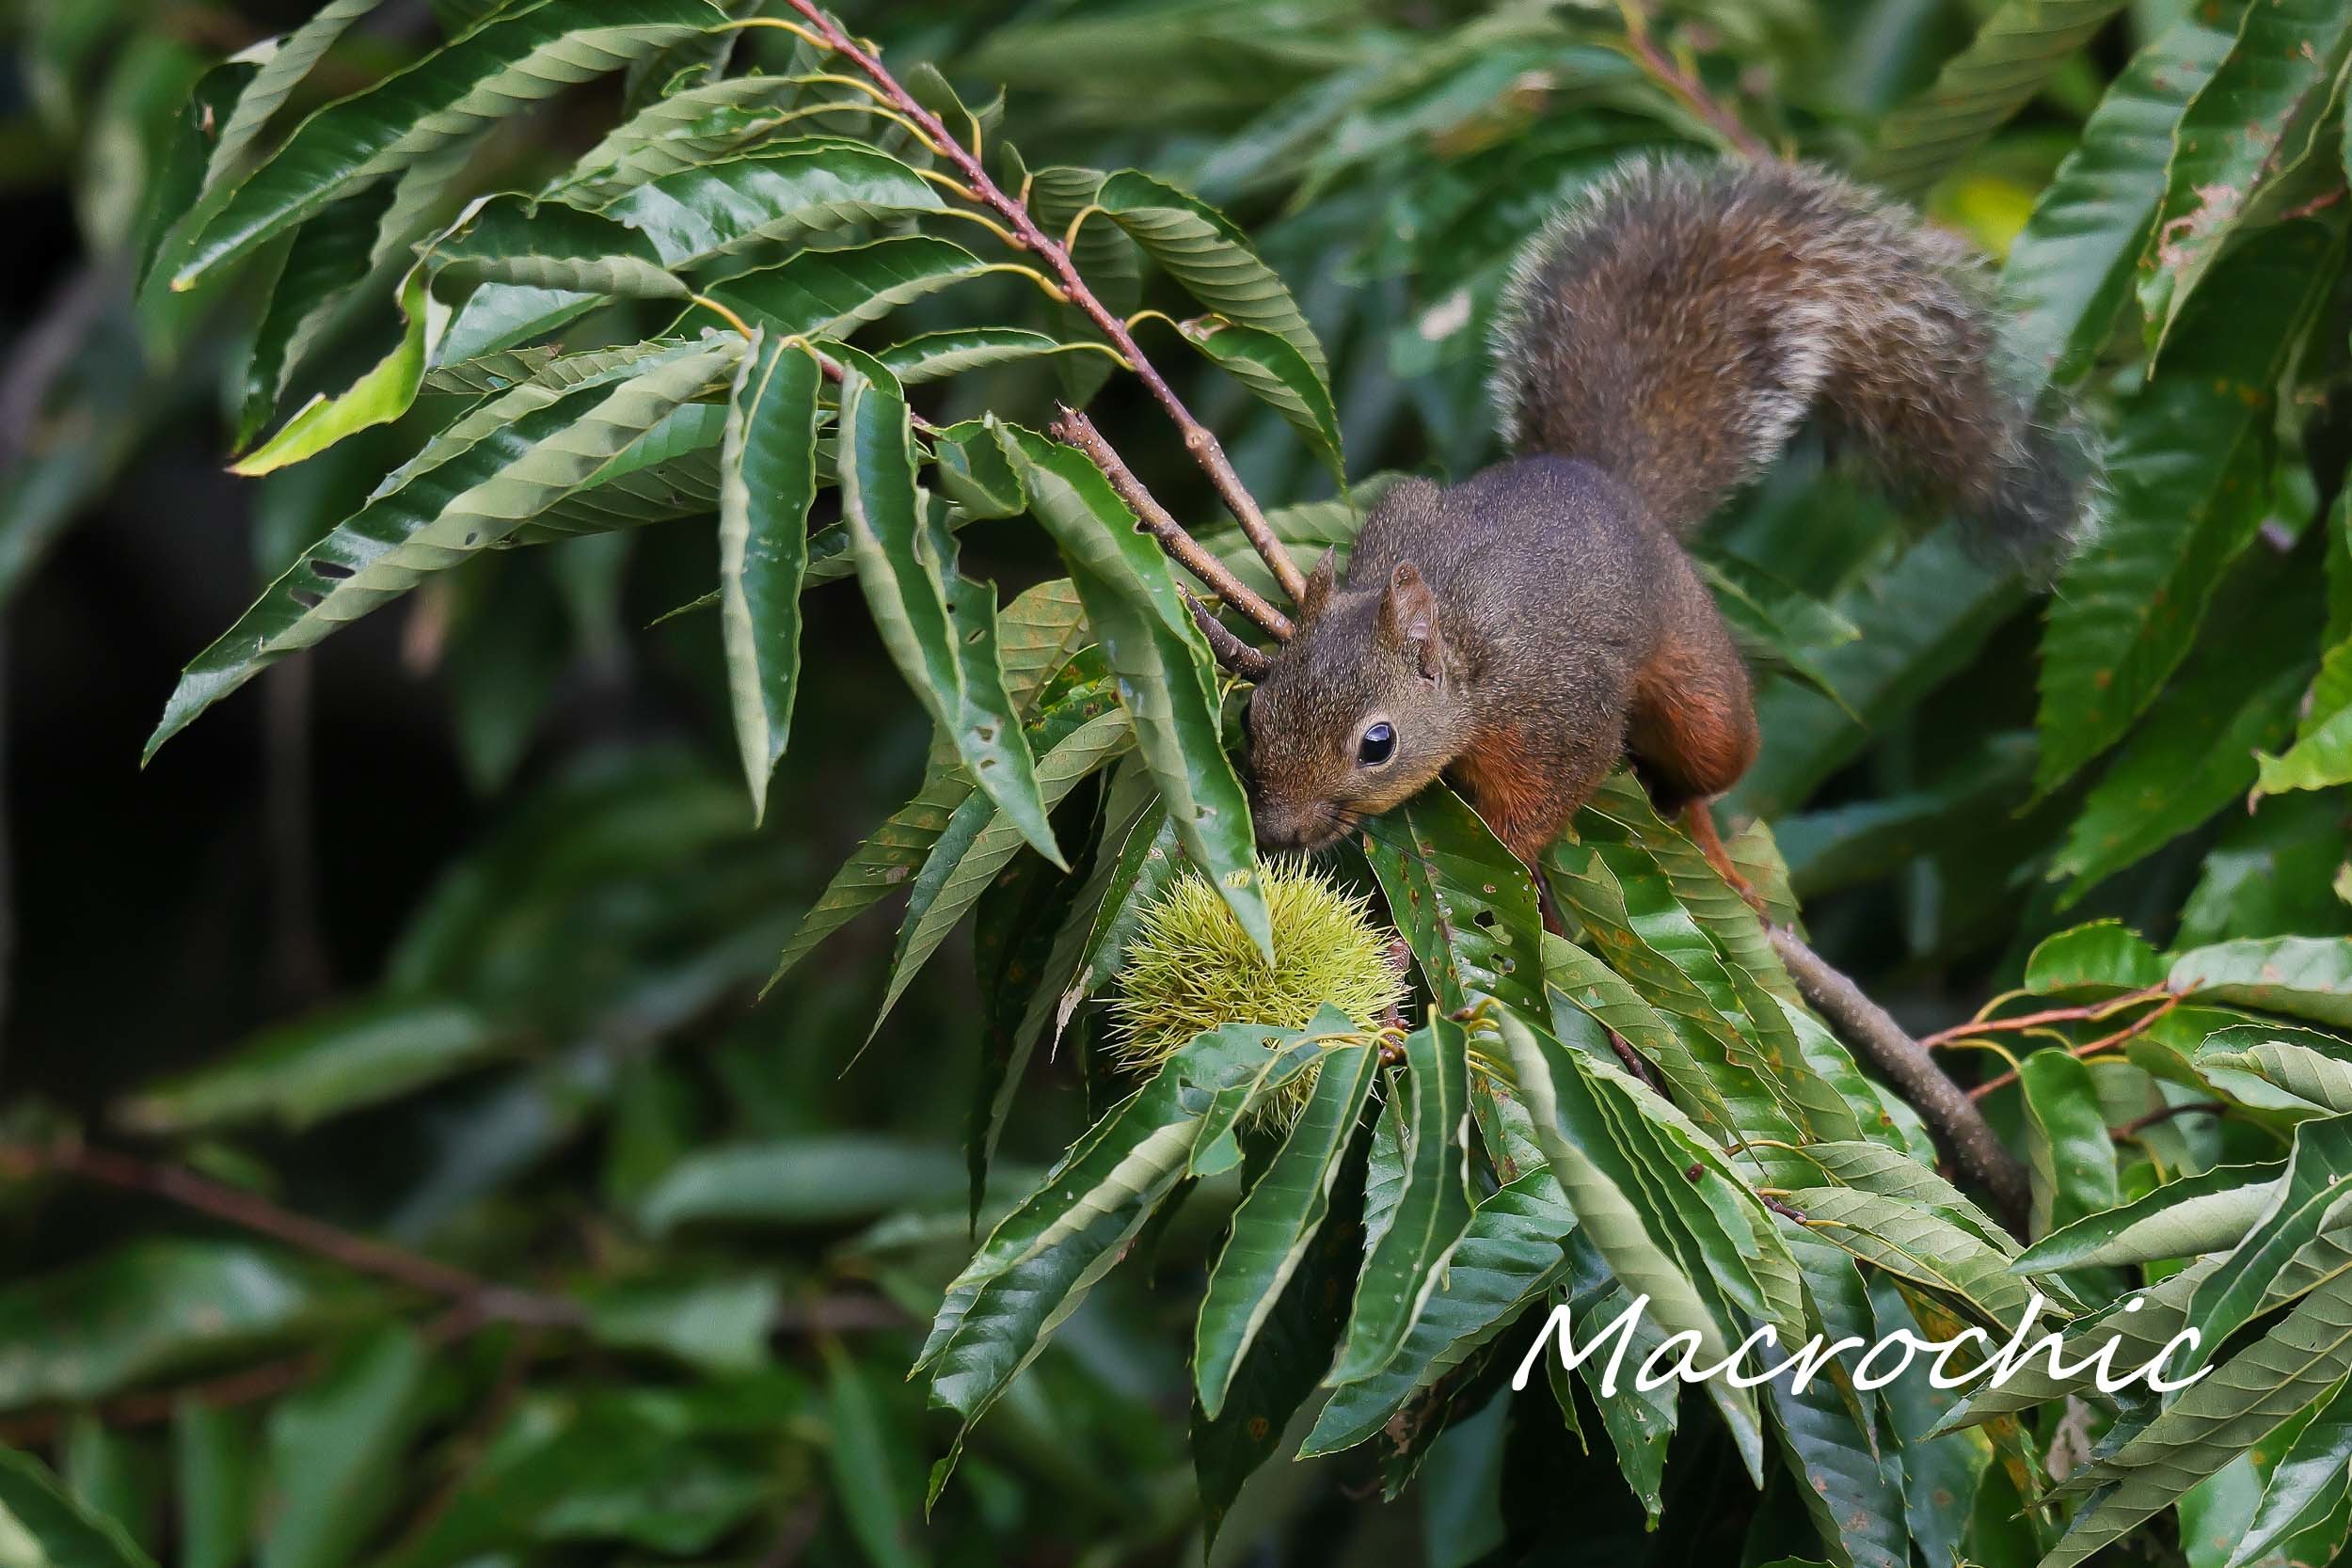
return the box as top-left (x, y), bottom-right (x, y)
top-left (1379, 562), bottom-right (1442, 680)
top-left (1298, 547), bottom-right (1337, 624)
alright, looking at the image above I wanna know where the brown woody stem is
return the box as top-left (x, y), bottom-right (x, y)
top-left (1615, 3), bottom-right (1772, 163)
top-left (1763, 927), bottom-right (2032, 1231)
top-left (779, 0), bottom-right (1308, 609)
top-left (2, 1139), bottom-right (585, 1328)
top-left (1048, 404), bottom-right (1292, 643)
top-left (1184, 590), bottom-right (1273, 677)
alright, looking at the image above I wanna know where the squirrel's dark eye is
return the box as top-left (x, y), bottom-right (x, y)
top-left (1358, 721), bottom-right (1395, 767)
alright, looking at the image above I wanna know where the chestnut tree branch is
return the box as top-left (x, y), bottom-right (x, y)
top-left (1, 1138), bottom-right (585, 1328)
top-left (1614, 2), bottom-right (1773, 163)
top-left (1048, 404), bottom-right (1292, 641)
top-left (779, 0), bottom-right (1310, 610)
top-left (1763, 927), bottom-right (2032, 1230)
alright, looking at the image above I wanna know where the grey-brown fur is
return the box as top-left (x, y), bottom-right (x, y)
top-left (1489, 155), bottom-right (2091, 554)
top-left (1246, 155), bottom-right (2089, 862)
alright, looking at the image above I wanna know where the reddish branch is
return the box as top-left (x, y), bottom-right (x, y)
top-left (779, 0), bottom-right (1309, 629)
top-left (1615, 4), bottom-right (1772, 163)
top-left (1920, 984), bottom-right (2169, 1052)
top-left (1966, 994), bottom-right (2181, 1101)
top-left (2, 1139), bottom-right (585, 1327)
top-left (2113, 1100), bottom-right (2225, 1140)
top-left (1048, 404), bottom-right (1291, 642)
top-left (0, 1139), bottom-right (913, 1434)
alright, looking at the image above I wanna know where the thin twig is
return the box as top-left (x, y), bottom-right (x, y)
top-left (1183, 591), bottom-right (1272, 678)
top-left (777, 0), bottom-right (1309, 608)
top-left (2113, 1100), bottom-right (2225, 1141)
top-left (1048, 404), bottom-right (1291, 641)
top-left (0, 1140), bottom-right (584, 1329)
top-left (1919, 985), bottom-right (2169, 1051)
top-left (1613, 2), bottom-right (1772, 163)
top-left (1764, 926), bottom-right (2031, 1230)
top-left (1966, 997), bottom-right (2179, 1101)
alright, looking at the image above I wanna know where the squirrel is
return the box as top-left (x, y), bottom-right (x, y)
top-left (1243, 156), bottom-right (2090, 878)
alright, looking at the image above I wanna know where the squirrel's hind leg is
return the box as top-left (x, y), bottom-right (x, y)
top-left (1625, 588), bottom-right (1765, 907)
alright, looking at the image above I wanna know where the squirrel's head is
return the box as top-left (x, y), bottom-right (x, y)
top-left (1244, 540), bottom-right (1470, 853)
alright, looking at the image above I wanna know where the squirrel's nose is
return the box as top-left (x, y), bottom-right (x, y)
top-left (1251, 798), bottom-right (1326, 852)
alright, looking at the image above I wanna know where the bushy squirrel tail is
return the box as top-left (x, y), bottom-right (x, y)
top-left (1488, 156), bottom-right (2091, 557)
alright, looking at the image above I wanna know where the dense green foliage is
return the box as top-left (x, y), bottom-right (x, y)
top-left (4, 0), bottom-right (2352, 1564)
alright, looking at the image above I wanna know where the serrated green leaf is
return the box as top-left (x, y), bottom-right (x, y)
top-left (930, 420), bottom-right (1026, 520)
top-left (2174, 938), bottom-right (2352, 1030)
top-left (1361, 784), bottom-right (1547, 1022)
top-left (1941, 1254), bottom-right (2223, 1431)
top-left (2197, 1028), bottom-right (2352, 1116)
top-left (1192, 1108), bottom-right (1366, 1545)
top-left (2015, 1164), bottom-right (2281, 1272)
top-left (2042, 1272), bottom-right (2352, 1568)
top-left (432, 280), bottom-right (600, 364)
top-left (1730, 526), bottom-right (2022, 819)
top-left (876, 327), bottom-right (1102, 385)
top-left (1996, 5), bottom-right (2238, 384)
top-left (870, 702), bottom-right (1132, 1040)
top-left (703, 235), bottom-right (1008, 342)
top-left (233, 261), bottom-right (453, 478)
top-left (173, 0), bottom-right (721, 288)
top-left (2053, 573), bottom-right (2315, 902)
top-left (205, 0), bottom-right (386, 195)
top-left (2035, 221), bottom-right (2344, 791)
top-left (2181, 1115), bottom-right (2352, 1354)
top-left (2020, 1048), bottom-right (2122, 1241)
top-left (766, 769), bottom-right (977, 988)
top-left (1298, 1168), bottom-right (1573, 1456)
top-left (923, 1021), bottom-right (1333, 1451)
top-left (1780, 1185), bottom-right (2051, 1331)
top-left (1098, 168), bottom-right (1326, 377)
top-left (233, 184), bottom-right (398, 450)
top-left (1498, 1010), bottom-right (1771, 1479)
top-left (1327, 1021), bottom-right (1474, 1385)
top-left (1782, 1140), bottom-right (2019, 1255)
top-left (717, 332), bottom-right (819, 821)
top-left (1196, 1041), bottom-right (1377, 1415)
top-left (2225, 1377), bottom-right (2352, 1568)
top-left (2255, 641), bottom-right (2352, 798)
top-left (971, 762), bottom-right (1157, 1222)
top-left (1172, 316), bottom-right (1343, 484)
top-left (2026, 919), bottom-right (2169, 992)
top-left (991, 420), bottom-right (1269, 959)
top-left (1860, 0), bottom-right (2130, 198)
top-left (599, 142), bottom-right (945, 277)
top-left (1768, 1233), bottom-right (1909, 1568)
top-left (429, 192), bottom-right (687, 297)
top-left (840, 365), bottom-right (1057, 863)
top-left (2138, 0), bottom-right (2352, 344)
top-left (555, 71), bottom-right (821, 202)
